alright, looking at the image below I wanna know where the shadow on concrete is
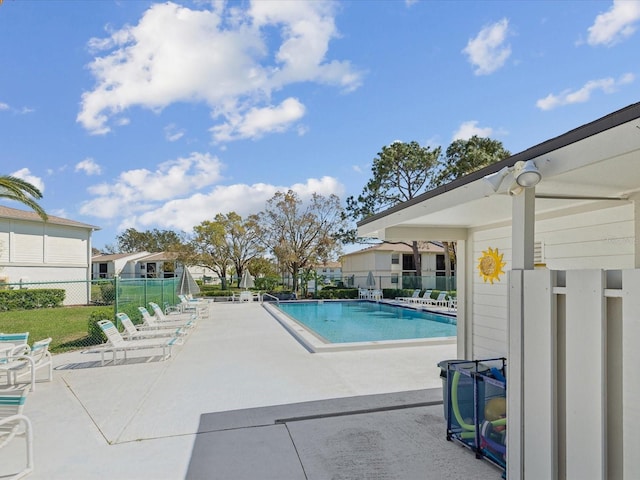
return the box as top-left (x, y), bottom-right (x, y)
top-left (186, 389), bottom-right (502, 480)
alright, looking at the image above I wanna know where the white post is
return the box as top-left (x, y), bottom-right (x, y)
top-left (564, 270), bottom-right (606, 479)
top-left (508, 187), bottom-right (536, 480)
top-left (622, 269), bottom-right (640, 478)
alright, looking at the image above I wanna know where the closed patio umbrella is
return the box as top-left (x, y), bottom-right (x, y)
top-left (177, 267), bottom-right (200, 296)
top-left (240, 269), bottom-right (255, 290)
top-left (366, 271), bottom-right (376, 289)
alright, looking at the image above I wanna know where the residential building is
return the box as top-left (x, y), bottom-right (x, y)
top-left (0, 205), bottom-right (98, 304)
top-left (92, 251), bottom-right (217, 281)
top-left (340, 241), bottom-right (446, 290)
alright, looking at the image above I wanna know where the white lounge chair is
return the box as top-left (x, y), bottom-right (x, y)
top-left (0, 387), bottom-right (33, 479)
top-left (177, 295), bottom-right (209, 317)
top-left (448, 296), bottom-right (458, 311)
top-left (395, 289), bottom-right (421, 302)
top-left (139, 306), bottom-right (196, 330)
top-left (148, 303), bottom-right (198, 326)
top-left (417, 291), bottom-right (448, 307)
top-left (408, 290), bottom-right (433, 304)
top-left (96, 320), bottom-right (178, 366)
top-left (0, 338), bottom-right (53, 392)
top-left (117, 313), bottom-right (188, 343)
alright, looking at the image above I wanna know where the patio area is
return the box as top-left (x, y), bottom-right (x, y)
top-left (2, 301), bottom-right (500, 479)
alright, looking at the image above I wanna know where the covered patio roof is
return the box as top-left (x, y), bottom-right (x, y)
top-left (357, 102), bottom-right (640, 242)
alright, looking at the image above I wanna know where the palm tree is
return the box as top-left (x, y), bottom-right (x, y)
top-left (0, 175), bottom-right (48, 221)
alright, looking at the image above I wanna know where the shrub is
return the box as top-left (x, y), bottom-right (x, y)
top-left (98, 282), bottom-right (116, 304)
top-left (87, 307), bottom-right (115, 343)
top-left (316, 288), bottom-right (358, 299)
top-left (0, 288), bottom-right (66, 311)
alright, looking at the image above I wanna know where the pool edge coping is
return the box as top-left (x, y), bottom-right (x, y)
top-left (262, 301), bottom-right (457, 353)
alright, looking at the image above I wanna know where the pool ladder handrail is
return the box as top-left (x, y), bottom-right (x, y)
top-left (261, 292), bottom-right (279, 304)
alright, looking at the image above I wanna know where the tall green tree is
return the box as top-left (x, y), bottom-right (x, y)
top-left (433, 135), bottom-right (511, 187)
top-left (105, 228), bottom-right (185, 253)
top-left (215, 212), bottom-right (265, 287)
top-left (186, 220), bottom-right (233, 290)
top-left (0, 175), bottom-right (47, 221)
top-left (343, 137), bottom-right (510, 282)
top-left (341, 141), bottom-right (441, 276)
top-left (257, 190), bottom-right (345, 293)
top-left (432, 136), bottom-right (511, 286)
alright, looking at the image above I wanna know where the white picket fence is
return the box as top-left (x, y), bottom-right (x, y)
top-left (507, 269), bottom-right (639, 480)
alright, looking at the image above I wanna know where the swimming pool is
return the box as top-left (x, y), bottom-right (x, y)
top-left (266, 300), bottom-right (456, 352)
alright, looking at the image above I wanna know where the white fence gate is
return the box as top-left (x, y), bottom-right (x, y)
top-left (508, 269), bottom-right (640, 480)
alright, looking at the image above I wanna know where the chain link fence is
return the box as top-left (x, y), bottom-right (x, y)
top-left (0, 277), bottom-right (184, 353)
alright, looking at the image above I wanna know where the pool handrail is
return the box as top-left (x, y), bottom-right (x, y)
top-left (261, 292), bottom-right (279, 304)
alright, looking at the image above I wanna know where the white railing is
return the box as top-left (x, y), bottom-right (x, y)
top-left (508, 269), bottom-right (639, 480)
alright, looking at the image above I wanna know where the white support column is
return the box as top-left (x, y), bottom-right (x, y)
top-left (512, 187), bottom-right (535, 270)
top-left (565, 270), bottom-right (606, 480)
top-left (622, 269), bottom-right (640, 479)
top-left (508, 270), bottom-right (524, 480)
top-left (508, 186), bottom-right (537, 480)
top-left (456, 239), bottom-right (468, 359)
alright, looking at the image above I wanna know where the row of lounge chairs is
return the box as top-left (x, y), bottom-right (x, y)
top-left (95, 301), bottom-right (200, 366)
top-left (395, 289), bottom-right (455, 309)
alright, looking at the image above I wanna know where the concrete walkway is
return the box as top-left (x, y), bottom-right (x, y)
top-left (1, 301), bottom-right (502, 479)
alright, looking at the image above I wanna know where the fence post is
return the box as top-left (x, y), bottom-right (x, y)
top-left (114, 277), bottom-right (119, 326)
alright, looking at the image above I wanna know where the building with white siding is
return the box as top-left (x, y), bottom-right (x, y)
top-left (340, 241), bottom-right (446, 290)
top-left (357, 102), bottom-right (640, 480)
top-left (0, 205), bottom-right (98, 304)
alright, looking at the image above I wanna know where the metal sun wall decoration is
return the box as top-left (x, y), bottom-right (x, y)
top-left (477, 247), bottom-right (506, 284)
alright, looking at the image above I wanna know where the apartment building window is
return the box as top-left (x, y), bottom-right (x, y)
top-left (391, 253), bottom-right (399, 265)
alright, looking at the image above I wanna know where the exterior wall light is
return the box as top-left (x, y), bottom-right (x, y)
top-left (514, 160), bottom-right (542, 188)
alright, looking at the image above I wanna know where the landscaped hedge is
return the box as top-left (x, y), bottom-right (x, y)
top-left (87, 307), bottom-right (114, 343)
top-left (0, 288), bottom-right (66, 311)
top-left (315, 288), bottom-right (359, 299)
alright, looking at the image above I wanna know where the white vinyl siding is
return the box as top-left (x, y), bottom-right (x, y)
top-left (12, 222), bottom-right (44, 263)
top-left (45, 225), bottom-right (88, 265)
top-left (468, 202), bottom-right (635, 360)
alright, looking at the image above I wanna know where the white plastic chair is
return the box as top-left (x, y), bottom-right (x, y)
top-left (0, 338), bottom-right (52, 392)
top-left (0, 387), bottom-right (33, 479)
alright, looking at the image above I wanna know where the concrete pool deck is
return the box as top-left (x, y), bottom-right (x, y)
top-left (1, 301), bottom-right (502, 479)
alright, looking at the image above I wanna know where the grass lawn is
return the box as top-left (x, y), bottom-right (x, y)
top-left (0, 306), bottom-right (111, 354)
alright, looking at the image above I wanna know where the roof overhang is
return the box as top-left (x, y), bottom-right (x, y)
top-left (358, 103), bottom-right (640, 242)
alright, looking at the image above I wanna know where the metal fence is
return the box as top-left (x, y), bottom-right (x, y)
top-left (0, 277), bottom-right (182, 311)
top-left (313, 274), bottom-right (457, 292)
top-left (0, 277), bottom-right (183, 352)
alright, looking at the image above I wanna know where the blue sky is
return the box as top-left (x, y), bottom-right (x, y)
top-left (1, 0), bottom-right (639, 252)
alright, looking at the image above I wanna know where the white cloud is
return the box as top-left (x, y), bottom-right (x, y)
top-left (164, 123), bottom-right (185, 142)
top-left (536, 73), bottom-right (635, 110)
top-left (0, 102), bottom-right (33, 114)
top-left (115, 175), bottom-right (345, 233)
top-left (452, 121), bottom-right (494, 140)
top-left (587, 0), bottom-right (640, 46)
top-left (80, 152), bottom-right (225, 219)
top-left (211, 97), bottom-right (305, 142)
top-left (463, 18), bottom-right (511, 75)
top-left (75, 158), bottom-right (102, 176)
top-left (11, 168), bottom-right (45, 193)
top-left (77, 1), bottom-right (361, 142)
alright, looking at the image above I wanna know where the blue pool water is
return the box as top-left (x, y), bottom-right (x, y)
top-left (274, 301), bottom-right (456, 344)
